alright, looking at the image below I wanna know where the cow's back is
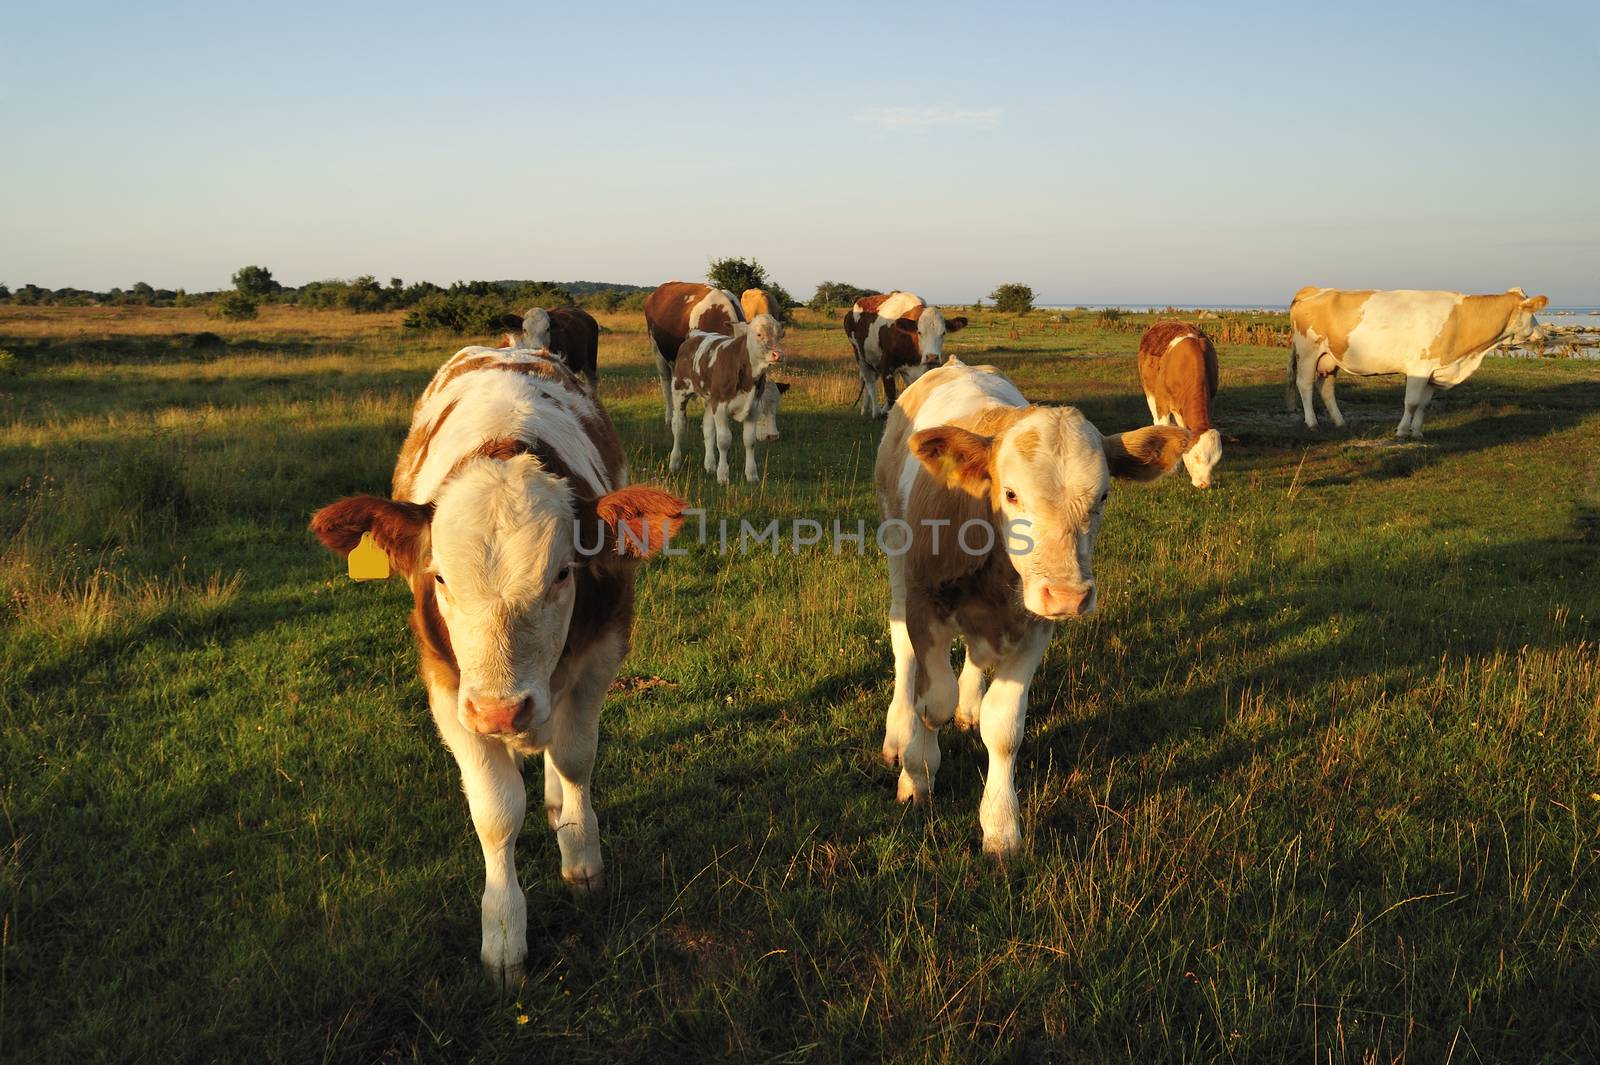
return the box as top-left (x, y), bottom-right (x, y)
top-left (1139, 321), bottom-right (1217, 424)
top-left (646, 282), bottom-right (744, 364)
top-left (394, 347), bottom-right (623, 505)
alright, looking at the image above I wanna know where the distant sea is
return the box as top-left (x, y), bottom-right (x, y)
top-left (1037, 304), bottom-right (1600, 323)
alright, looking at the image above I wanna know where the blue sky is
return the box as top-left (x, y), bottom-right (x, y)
top-left (3, 0), bottom-right (1597, 304)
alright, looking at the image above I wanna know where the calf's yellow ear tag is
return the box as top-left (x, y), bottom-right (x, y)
top-left (348, 533), bottom-right (390, 581)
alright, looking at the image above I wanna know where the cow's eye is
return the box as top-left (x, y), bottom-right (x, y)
top-left (1099, 491), bottom-right (1110, 506)
top-left (434, 573), bottom-right (445, 586)
top-left (554, 566), bottom-right (571, 585)
top-left (1004, 488), bottom-right (1019, 505)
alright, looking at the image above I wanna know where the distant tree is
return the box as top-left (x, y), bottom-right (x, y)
top-left (809, 281), bottom-right (879, 310)
top-left (707, 256), bottom-right (769, 296)
top-left (988, 282), bottom-right (1034, 314)
top-left (131, 281), bottom-right (155, 303)
top-left (231, 265), bottom-right (279, 297)
top-left (0, 284), bottom-right (10, 303)
top-left (214, 289), bottom-right (259, 320)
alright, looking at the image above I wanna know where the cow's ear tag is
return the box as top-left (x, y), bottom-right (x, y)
top-left (348, 533), bottom-right (390, 581)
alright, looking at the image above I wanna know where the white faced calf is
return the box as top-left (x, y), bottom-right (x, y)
top-left (875, 359), bottom-right (1188, 855)
top-left (312, 348), bottom-right (683, 985)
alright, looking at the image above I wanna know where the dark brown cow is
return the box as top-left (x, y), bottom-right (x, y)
top-left (644, 282), bottom-right (746, 425)
top-left (497, 307), bottom-right (601, 391)
top-left (844, 291), bottom-right (967, 418)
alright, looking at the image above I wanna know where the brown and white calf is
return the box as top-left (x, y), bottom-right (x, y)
top-left (498, 306), bottom-right (601, 391)
top-left (669, 314), bottom-right (787, 483)
top-left (310, 345), bottom-right (683, 984)
top-left (845, 291), bottom-right (967, 418)
top-left (1137, 321), bottom-right (1222, 488)
top-left (874, 359), bottom-right (1187, 855)
top-left (1288, 286), bottom-right (1548, 439)
top-left (645, 282), bottom-right (746, 426)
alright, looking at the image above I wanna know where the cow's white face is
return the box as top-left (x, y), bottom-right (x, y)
top-left (1182, 429), bottom-right (1223, 489)
top-left (743, 314), bottom-right (785, 377)
top-left (912, 412), bottom-right (1189, 621)
top-left (753, 379), bottom-right (789, 442)
top-left (988, 409), bottom-right (1111, 618)
top-left (429, 456), bottom-right (578, 738)
top-left (521, 308), bottom-right (553, 351)
top-left (895, 307), bottom-right (969, 371)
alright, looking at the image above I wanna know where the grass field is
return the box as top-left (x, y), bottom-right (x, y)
top-left (3, 302), bottom-right (1599, 1063)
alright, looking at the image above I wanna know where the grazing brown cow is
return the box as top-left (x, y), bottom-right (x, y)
top-left (669, 315), bottom-right (787, 483)
top-left (498, 307), bottom-right (601, 391)
top-left (1137, 321), bottom-right (1222, 488)
top-left (874, 358), bottom-right (1187, 855)
top-left (1288, 286), bottom-right (1548, 438)
top-left (740, 288), bottom-right (779, 322)
top-left (309, 344), bottom-right (684, 985)
top-left (845, 291), bottom-right (967, 418)
top-left (644, 282), bottom-right (746, 426)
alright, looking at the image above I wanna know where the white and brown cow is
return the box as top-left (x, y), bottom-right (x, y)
top-left (310, 345), bottom-right (683, 984)
top-left (645, 282), bottom-right (746, 426)
top-left (1137, 321), bottom-right (1222, 488)
top-left (1288, 286), bottom-right (1548, 439)
top-left (669, 314), bottom-right (787, 483)
top-left (846, 291), bottom-right (968, 419)
top-left (875, 359), bottom-right (1188, 855)
top-left (497, 306), bottom-right (601, 391)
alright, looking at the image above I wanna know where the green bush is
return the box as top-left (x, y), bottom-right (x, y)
top-left (0, 348), bottom-right (18, 377)
top-left (708, 256), bottom-right (769, 296)
top-left (988, 283), bottom-right (1035, 314)
top-left (402, 292), bottom-right (514, 334)
top-left (213, 290), bottom-right (258, 321)
top-left (231, 265), bottom-right (279, 298)
top-left (810, 281), bottom-right (880, 310)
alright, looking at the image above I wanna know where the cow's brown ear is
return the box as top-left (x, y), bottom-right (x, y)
top-left (495, 313), bottom-right (524, 331)
top-left (944, 316), bottom-right (968, 333)
top-left (1103, 427), bottom-right (1190, 482)
top-left (1522, 295), bottom-right (1549, 312)
top-left (892, 318), bottom-right (920, 335)
top-left (911, 427), bottom-right (993, 493)
top-left (590, 486), bottom-right (686, 559)
top-left (310, 496), bottom-right (434, 574)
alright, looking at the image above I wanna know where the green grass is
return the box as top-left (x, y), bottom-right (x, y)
top-left (3, 305), bottom-right (1599, 1063)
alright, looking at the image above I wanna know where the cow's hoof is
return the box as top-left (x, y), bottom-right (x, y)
top-left (981, 831), bottom-right (1022, 859)
top-left (715, 474), bottom-right (731, 486)
top-left (562, 867), bottom-right (604, 895)
top-left (896, 771), bottom-right (931, 804)
top-left (484, 958), bottom-right (527, 991)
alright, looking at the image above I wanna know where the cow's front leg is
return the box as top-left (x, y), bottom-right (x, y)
top-left (1295, 345), bottom-right (1321, 429)
top-left (880, 372), bottom-right (899, 419)
top-left (712, 407), bottom-right (734, 484)
top-left (429, 683), bottom-right (527, 984)
top-left (546, 633), bottom-right (622, 893)
top-left (899, 595), bottom-right (958, 804)
top-left (954, 642), bottom-right (988, 731)
top-left (1399, 375), bottom-right (1434, 440)
top-left (978, 622), bottom-right (1051, 858)
top-left (882, 551), bottom-right (916, 767)
top-left (701, 406), bottom-right (717, 475)
top-left (741, 416), bottom-right (760, 482)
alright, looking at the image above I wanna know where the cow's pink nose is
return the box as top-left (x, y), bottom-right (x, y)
top-left (464, 695), bottom-right (534, 735)
top-left (1040, 583), bottom-right (1093, 617)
